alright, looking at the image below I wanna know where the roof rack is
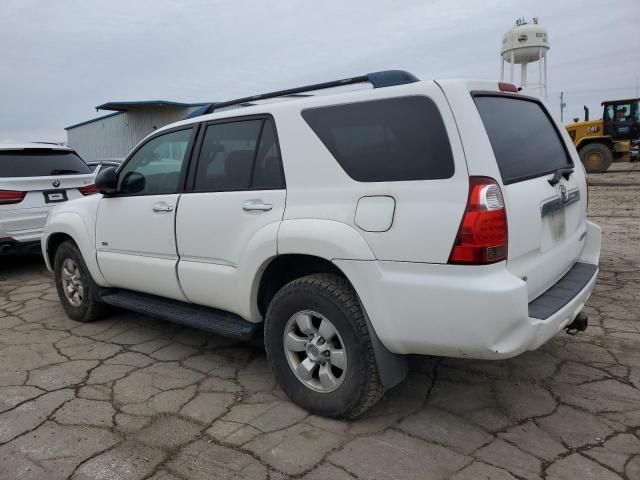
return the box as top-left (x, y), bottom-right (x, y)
top-left (203, 70), bottom-right (419, 115)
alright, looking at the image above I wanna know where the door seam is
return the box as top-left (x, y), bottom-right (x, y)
top-left (173, 193), bottom-right (191, 302)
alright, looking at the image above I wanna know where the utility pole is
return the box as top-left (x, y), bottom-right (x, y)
top-left (560, 91), bottom-right (566, 122)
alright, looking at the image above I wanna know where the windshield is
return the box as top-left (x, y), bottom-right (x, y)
top-left (0, 150), bottom-right (91, 177)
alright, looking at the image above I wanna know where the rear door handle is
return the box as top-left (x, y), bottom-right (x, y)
top-left (152, 203), bottom-right (174, 213)
top-left (243, 200), bottom-right (272, 212)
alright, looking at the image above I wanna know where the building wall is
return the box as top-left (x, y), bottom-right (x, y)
top-left (67, 106), bottom-right (199, 162)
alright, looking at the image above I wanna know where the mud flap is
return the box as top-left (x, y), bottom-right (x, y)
top-left (359, 300), bottom-right (408, 389)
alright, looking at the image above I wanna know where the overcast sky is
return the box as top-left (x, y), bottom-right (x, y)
top-left (1, 0), bottom-right (638, 143)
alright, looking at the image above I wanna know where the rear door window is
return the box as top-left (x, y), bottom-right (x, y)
top-left (474, 95), bottom-right (572, 184)
top-left (194, 118), bottom-right (284, 191)
top-left (301, 96), bottom-right (455, 182)
top-left (251, 120), bottom-right (285, 189)
top-left (0, 150), bottom-right (91, 177)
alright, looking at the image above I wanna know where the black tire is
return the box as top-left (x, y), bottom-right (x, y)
top-left (264, 273), bottom-right (383, 418)
top-left (53, 240), bottom-right (109, 322)
top-left (579, 143), bottom-right (613, 173)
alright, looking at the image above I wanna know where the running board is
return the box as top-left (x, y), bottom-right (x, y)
top-left (99, 290), bottom-right (260, 341)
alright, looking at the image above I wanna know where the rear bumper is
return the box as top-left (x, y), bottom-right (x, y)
top-left (335, 220), bottom-right (601, 359)
top-left (0, 227), bottom-right (45, 255)
top-left (0, 238), bottom-right (42, 256)
top-left (0, 207), bottom-right (49, 247)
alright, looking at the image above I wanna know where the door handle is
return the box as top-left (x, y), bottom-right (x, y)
top-left (152, 203), bottom-right (174, 213)
top-left (243, 200), bottom-right (273, 212)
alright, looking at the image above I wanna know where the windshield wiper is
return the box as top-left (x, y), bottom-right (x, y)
top-left (49, 169), bottom-right (80, 175)
top-left (548, 167), bottom-right (573, 186)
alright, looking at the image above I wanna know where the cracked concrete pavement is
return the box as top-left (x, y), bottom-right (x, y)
top-left (0, 164), bottom-right (639, 480)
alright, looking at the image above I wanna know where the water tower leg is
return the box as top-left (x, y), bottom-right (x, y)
top-left (500, 58), bottom-right (504, 81)
top-left (538, 47), bottom-right (543, 97)
top-left (521, 63), bottom-right (528, 88)
top-left (543, 54), bottom-right (548, 99)
top-left (510, 50), bottom-right (515, 83)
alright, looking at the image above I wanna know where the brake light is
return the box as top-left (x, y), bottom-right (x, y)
top-left (78, 184), bottom-right (97, 196)
top-left (449, 177), bottom-right (507, 265)
top-left (498, 82), bottom-right (518, 93)
top-left (0, 190), bottom-right (27, 205)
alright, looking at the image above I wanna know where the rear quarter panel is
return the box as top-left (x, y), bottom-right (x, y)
top-left (272, 80), bottom-right (469, 263)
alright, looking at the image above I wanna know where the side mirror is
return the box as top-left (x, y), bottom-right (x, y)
top-left (120, 171), bottom-right (146, 194)
top-left (95, 167), bottom-right (118, 195)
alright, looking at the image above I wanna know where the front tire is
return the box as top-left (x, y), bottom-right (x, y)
top-left (579, 143), bottom-right (613, 173)
top-left (264, 273), bottom-right (383, 418)
top-left (54, 240), bottom-right (109, 322)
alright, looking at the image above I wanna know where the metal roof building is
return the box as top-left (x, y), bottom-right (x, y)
top-left (65, 100), bottom-right (213, 162)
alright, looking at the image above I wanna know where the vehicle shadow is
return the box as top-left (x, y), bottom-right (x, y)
top-left (0, 254), bottom-right (49, 280)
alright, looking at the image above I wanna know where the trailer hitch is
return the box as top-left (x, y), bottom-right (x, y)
top-left (565, 312), bottom-right (588, 336)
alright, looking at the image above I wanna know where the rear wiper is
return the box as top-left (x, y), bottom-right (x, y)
top-left (49, 169), bottom-right (80, 175)
top-left (548, 167), bottom-right (573, 186)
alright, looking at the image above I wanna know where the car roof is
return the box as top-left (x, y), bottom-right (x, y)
top-left (0, 142), bottom-right (73, 152)
top-left (154, 79), bottom-right (436, 136)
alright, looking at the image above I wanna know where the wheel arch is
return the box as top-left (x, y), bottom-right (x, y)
top-left (45, 232), bottom-right (75, 269)
top-left (43, 212), bottom-right (108, 286)
top-left (255, 253), bottom-right (407, 389)
top-left (255, 254), bottom-right (343, 318)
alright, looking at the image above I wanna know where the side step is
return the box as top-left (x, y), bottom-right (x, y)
top-left (99, 290), bottom-right (260, 341)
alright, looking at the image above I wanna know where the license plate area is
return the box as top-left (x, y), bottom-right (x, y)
top-left (540, 189), bottom-right (581, 246)
top-left (43, 189), bottom-right (68, 203)
top-left (548, 209), bottom-right (566, 242)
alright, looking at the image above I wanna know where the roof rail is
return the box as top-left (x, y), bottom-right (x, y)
top-left (203, 70), bottom-right (419, 115)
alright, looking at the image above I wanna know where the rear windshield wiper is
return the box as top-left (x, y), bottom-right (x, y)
top-left (49, 169), bottom-right (80, 175)
top-left (548, 167), bottom-right (573, 186)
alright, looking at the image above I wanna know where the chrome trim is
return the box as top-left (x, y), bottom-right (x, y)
top-left (541, 190), bottom-right (580, 217)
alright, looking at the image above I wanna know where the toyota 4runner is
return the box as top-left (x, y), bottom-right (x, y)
top-left (42, 71), bottom-right (601, 418)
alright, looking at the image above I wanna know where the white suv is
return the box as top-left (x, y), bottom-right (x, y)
top-left (42, 71), bottom-right (601, 418)
top-left (1, 143), bottom-right (95, 255)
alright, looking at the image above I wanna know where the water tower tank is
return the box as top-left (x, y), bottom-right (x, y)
top-left (501, 23), bottom-right (549, 63)
top-left (500, 18), bottom-right (550, 98)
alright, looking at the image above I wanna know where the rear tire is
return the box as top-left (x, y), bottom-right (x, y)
top-left (579, 143), bottom-right (613, 173)
top-left (264, 273), bottom-right (384, 419)
top-left (54, 240), bottom-right (109, 322)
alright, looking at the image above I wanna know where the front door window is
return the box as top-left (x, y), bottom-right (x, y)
top-left (118, 128), bottom-right (193, 195)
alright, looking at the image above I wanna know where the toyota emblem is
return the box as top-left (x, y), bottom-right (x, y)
top-left (52, 179), bottom-right (61, 188)
top-left (559, 183), bottom-right (567, 202)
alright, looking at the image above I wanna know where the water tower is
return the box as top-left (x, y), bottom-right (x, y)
top-left (501, 17), bottom-right (550, 98)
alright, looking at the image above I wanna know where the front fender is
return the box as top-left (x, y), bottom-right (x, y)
top-left (277, 219), bottom-right (375, 260)
top-left (42, 211), bottom-right (109, 286)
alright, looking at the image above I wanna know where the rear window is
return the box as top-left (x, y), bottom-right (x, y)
top-left (0, 150), bottom-right (91, 177)
top-left (474, 95), bottom-right (571, 184)
top-left (302, 96), bottom-right (455, 182)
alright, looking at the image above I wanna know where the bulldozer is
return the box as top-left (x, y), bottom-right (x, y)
top-left (565, 98), bottom-right (639, 172)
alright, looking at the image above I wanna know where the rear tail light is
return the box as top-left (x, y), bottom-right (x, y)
top-left (449, 177), bottom-right (508, 265)
top-left (498, 82), bottom-right (518, 93)
top-left (78, 184), bottom-right (97, 196)
top-left (0, 190), bottom-right (27, 205)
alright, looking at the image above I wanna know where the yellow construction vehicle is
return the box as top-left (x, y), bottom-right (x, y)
top-left (566, 98), bottom-right (639, 172)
